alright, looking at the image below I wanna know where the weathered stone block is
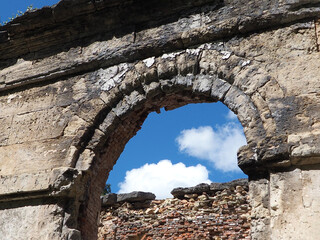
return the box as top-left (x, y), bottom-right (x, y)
top-left (117, 192), bottom-right (156, 203)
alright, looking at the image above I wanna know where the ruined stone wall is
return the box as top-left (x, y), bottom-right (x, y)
top-left (0, 0), bottom-right (320, 239)
top-left (99, 180), bottom-right (250, 240)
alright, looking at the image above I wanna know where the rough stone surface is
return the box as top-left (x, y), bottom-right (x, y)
top-left (269, 167), bottom-right (320, 240)
top-left (101, 194), bottom-right (117, 207)
top-left (0, 0), bottom-right (320, 239)
top-left (0, 201), bottom-right (79, 240)
top-left (116, 192), bottom-right (156, 203)
top-left (98, 181), bottom-right (251, 240)
top-left (171, 178), bottom-right (248, 198)
top-left (101, 192), bottom-right (156, 206)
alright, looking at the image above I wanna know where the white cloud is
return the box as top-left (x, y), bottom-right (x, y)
top-left (176, 124), bottom-right (246, 172)
top-left (226, 110), bottom-right (238, 121)
top-left (118, 160), bottom-right (211, 199)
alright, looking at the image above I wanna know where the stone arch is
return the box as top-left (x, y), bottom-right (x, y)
top-left (71, 45), bottom-right (274, 239)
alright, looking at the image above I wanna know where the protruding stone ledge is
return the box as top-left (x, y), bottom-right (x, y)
top-left (171, 179), bottom-right (248, 199)
top-left (101, 191), bottom-right (156, 207)
top-left (117, 191), bottom-right (156, 203)
top-left (101, 179), bottom-right (249, 208)
top-left (0, 167), bottom-right (83, 202)
top-left (238, 133), bottom-right (320, 176)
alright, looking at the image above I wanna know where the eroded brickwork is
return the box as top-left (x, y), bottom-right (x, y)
top-left (98, 183), bottom-right (250, 240)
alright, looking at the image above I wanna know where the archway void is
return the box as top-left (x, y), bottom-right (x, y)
top-left (108, 102), bottom-right (247, 199)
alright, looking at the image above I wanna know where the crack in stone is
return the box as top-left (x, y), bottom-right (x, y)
top-left (314, 18), bottom-right (320, 52)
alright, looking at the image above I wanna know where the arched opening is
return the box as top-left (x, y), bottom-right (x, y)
top-left (75, 89), bottom-right (262, 239)
top-left (98, 102), bottom-right (251, 239)
top-left (73, 47), bottom-right (267, 239)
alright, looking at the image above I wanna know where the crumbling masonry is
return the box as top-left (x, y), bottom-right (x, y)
top-left (0, 0), bottom-right (320, 239)
top-left (98, 180), bottom-right (251, 240)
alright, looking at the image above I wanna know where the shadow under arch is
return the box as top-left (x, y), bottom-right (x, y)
top-left (74, 47), bottom-right (268, 239)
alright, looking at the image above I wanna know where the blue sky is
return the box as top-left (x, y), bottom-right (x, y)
top-left (109, 102), bottom-right (247, 198)
top-left (0, 0), bottom-right (59, 24)
top-left (1, 1), bottom-right (248, 199)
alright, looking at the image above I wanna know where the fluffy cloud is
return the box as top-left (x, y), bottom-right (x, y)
top-left (176, 124), bottom-right (246, 172)
top-left (118, 160), bottom-right (211, 199)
